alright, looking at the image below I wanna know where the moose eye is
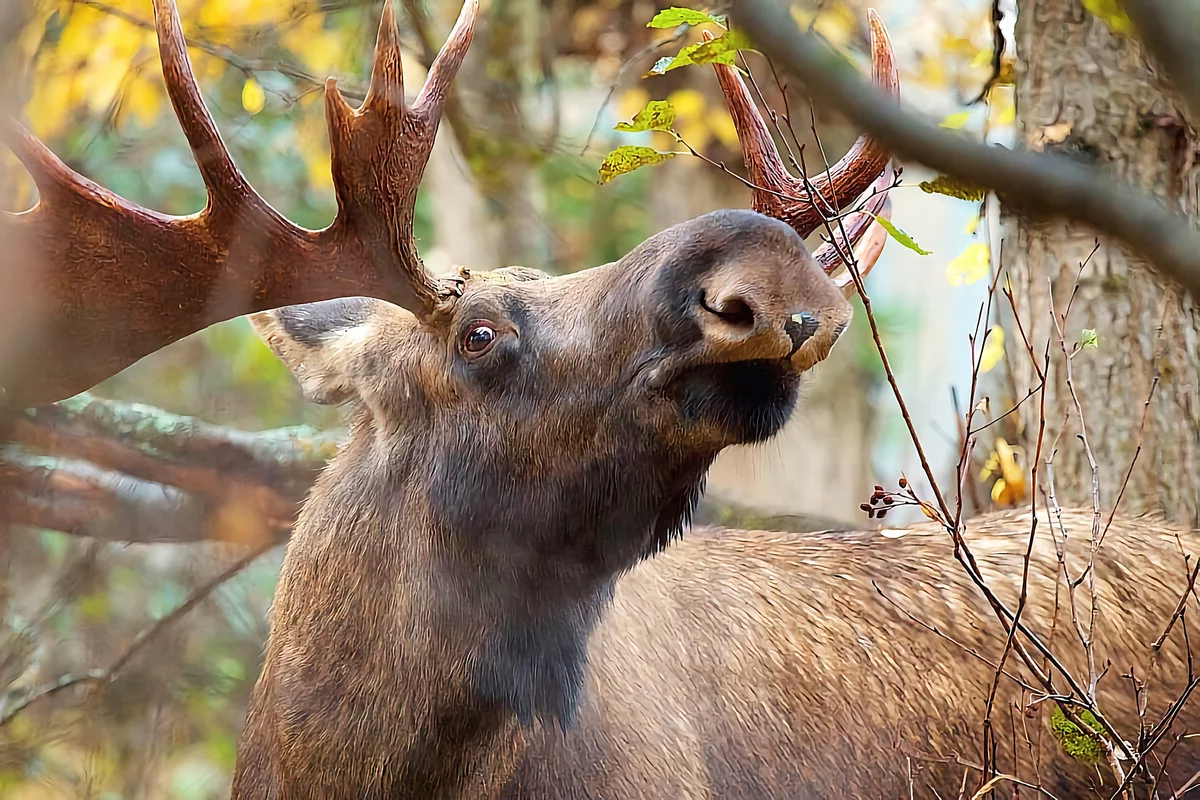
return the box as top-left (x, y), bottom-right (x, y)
top-left (461, 321), bottom-right (498, 355)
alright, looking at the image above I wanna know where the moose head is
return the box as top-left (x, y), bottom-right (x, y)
top-left (1, 0), bottom-right (895, 604)
top-left (2, 0), bottom-right (899, 791)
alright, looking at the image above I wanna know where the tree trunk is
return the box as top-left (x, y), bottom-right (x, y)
top-left (1006, 0), bottom-right (1199, 526)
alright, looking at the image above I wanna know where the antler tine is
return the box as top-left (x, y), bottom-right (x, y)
top-left (0, 0), bottom-right (478, 408)
top-left (413, 0), bottom-right (480, 119)
top-left (803, 11), bottom-right (896, 222)
top-left (322, 0), bottom-right (479, 305)
top-left (813, 170), bottom-right (893, 296)
top-left (152, 0), bottom-right (253, 203)
top-left (361, 2), bottom-right (407, 116)
top-left (709, 9), bottom-right (898, 239)
top-left (1, 118), bottom-right (83, 198)
top-left (705, 33), bottom-right (792, 199)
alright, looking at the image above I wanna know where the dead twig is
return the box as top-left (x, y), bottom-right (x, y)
top-left (0, 539), bottom-right (276, 727)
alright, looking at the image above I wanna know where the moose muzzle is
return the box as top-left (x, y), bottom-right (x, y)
top-left (693, 257), bottom-right (854, 373)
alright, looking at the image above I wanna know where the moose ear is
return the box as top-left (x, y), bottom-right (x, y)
top-left (250, 298), bottom-right (378, 405)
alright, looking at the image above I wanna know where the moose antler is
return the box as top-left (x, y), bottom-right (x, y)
top-left (708, 10), bottom-right (897, 287)
top-left (0, 0), bottom-right (478, 408)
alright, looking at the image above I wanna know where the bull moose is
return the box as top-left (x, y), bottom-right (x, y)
top-left (2, 0), bottom-right (1196, 797)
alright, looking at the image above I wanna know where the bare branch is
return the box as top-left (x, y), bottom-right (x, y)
top-left (0, 538), bottom-right (276, 727)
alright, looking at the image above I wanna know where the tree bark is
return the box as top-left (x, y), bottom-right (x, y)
top-left (1007, 0), bottom-right (1199, 526)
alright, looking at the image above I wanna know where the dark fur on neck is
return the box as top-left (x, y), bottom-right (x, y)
top-left (452, 458), bottom-right (711, 727)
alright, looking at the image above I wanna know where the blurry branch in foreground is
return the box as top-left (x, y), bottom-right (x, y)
top-left (0, 395), bottom-right (847, 546)
top-left (1, 395), bottom-right (338, 545)
top-left (731, 0), bottom-right (1200, 299)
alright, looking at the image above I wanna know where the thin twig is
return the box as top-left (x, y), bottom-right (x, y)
top-left (0, 539), bottom-right (276, 727)
top-left (1153, 556), bottom-right (1200, 651)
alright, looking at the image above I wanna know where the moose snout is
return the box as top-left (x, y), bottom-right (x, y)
top-left (694, 271), bottom-right (853, 370)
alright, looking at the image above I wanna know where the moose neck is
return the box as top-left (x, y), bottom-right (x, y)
top-left (271, 410), bottom-right (714, 789)
top-left (421, 417), bottom-right (714, 724)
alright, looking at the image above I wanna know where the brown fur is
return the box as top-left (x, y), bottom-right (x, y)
top-left (508, 511), bottom-right (1198, 798)
top-left (231, 214), bottom-right (1198, 798)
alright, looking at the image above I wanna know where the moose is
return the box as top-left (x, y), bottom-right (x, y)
top-left (3, 0), bottom-right (1198, 796)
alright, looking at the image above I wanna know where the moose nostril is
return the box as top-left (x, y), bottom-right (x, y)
top-left (785, 312), bottom-right (820, 355)
top-left (700, 293), bottom-right (756, 329)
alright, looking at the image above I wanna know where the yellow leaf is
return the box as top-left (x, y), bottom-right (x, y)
top-left (790, 6), bottom-right (815, 28)
top-left (282, 13), bottom-right (346, 75)
top-left (946, 242), bottom-right (990, 286)
top-left (598, 145), bottom-right (678, 184)
top-left (708, 108), bottom-right (739, 149)
top-left (667, 88), bottom-right (706, 120)
top-left (242, 77), bottom-right (266, 115)
top-left (940, 33), bottom-right (982, 59)
top-left (940, 110), bottom-right (972, 129)
top-left (988, 437), bottom-right (1027, 505)
top-left (618, 88), bottom-right (651, 123)
top-left (0, 149), bottom-right (35, 211)
top-left (296, 112), bottom-right (334, 192)
top-left (678, 118), bottom-right (710, 151)
top-left (995, 438), bottom-right (1024, 486)
top-left (615, 100), bottom-right (677, 133)
top-left (1081, 0), bottom-right (1134, 34)
top-left (813, 5), bottom-right (857, 48)
top-left (666, 88), bottom-right (710, 150)
top-left (24, 72), bottom-right (79, 138)
top-left (979, 451), bottom-right (1000, 481)
top-left (916, 54), bottom-right (947, 88)
top-left (990, 90), bottom-right (1015, 126)
top-left (970, 48), bottom-right (993, 69)
top-left (979, 325), bottom-right (1005, 374)
top-left (197, 0), bottom-right (283, 29)
top-left (919, 501), bottom-right (941, 522)
top-left (963, 214), bottom-right (981, 235)
top-left (121, 74), bottom-right (161, 128)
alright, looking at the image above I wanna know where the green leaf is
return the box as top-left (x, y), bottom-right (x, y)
top-left (614, 100), bottom-right (677, 133)
top-left (598, 146), bottom-right (678, 184)
top-left (872, 214), bottom-right (931, 256)
top-left (1080, 328), bottom-right (1099, 349)
top-left (918, 175), bottom-right (987, 202)
top-left (647, 7), bottom-right (725, 29)
top-left (649, 29), bottom-right (750, 74)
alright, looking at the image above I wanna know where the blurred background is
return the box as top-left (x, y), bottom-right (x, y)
top-left (0, 0), bottom-right (1019, 794)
